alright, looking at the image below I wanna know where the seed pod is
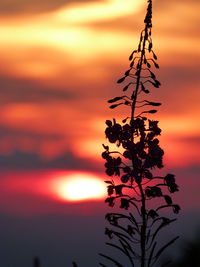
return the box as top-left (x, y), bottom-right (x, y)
top-left (108, 96), bottom-right (123, 103)
top-left (147, 101), bottom-right (161, 106)
top-left (129, 50), bottom-right (137, 61)
top-left (117, 77), bottom-right (126, 83)
top-left (148, 42), bottom-right (153, 52)
top-left (152, 51), bottom-right (157, 60)
top-left (148, 110), bottom-right (157, 113)
top-left (154, 62), bottom-right (159, 68)
top-left (123, 84), bottom-right (130, 92)
top-left (147, 62), bottom-right (151, 68)
top-left (109, 103), bottom-right (122, 109)
top-left (125, 69), bottom-right (131, 76)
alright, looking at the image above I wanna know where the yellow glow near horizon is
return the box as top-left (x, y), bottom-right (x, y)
top-left (54, 173), bottom-right (106, 201)
top-left (0, 0), bottom-right (144, 59)
top-left (0, 0), bottom-right (198, 80)
top-left (53, 0), bottom-right (144, 24)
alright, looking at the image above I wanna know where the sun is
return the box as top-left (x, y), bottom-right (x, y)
top-left (53, 172), bottom-right (106, 201)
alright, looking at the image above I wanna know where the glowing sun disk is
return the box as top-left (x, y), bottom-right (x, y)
top-left (55, 173), bottom-right (106, 201)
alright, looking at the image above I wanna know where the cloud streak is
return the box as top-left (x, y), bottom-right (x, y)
top-left (0, 0), bottom-right (91, 14)
top-left (0, 0), bottom-right (199, 168)
top-left (0, 150), bottom-right (102, 171)
top-left (0, 75), bottom-right (76, 104)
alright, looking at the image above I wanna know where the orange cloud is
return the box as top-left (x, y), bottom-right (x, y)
top-left (0, 0), bottom-right (199, 167)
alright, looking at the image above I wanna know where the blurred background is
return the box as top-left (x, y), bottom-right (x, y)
top-left (0, 0), bottom-right (199, 266)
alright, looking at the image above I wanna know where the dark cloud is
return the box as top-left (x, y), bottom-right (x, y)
top-left (174, 164), bottom-right (200, 176)
top-left (159, 66), bottom-right (200, 86)
top-left (175, 136), bottom-right (200, 144)
top-left (0, 0), bottom-right (96, 15)
top-left (0, 75), bottom-right (76, 104)
top-left (154, 0), bottom-right (199, 9)
top-left (0, 126), bottom-right (63, 140)
top-left (0, 149), bottom-right (102, 171)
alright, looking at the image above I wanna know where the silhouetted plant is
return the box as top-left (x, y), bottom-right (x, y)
top-left (100, 1), bottom-right (180, 266)
top-left (167, 232), bottom-right (200, 267)
top-left (72, 261), bottom-right (79, 267)
top-left (33, 257), bottom-right (41, 267)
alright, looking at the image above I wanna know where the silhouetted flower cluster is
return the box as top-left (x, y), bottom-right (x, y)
top-left (100, 1), bottom-right (180, 266)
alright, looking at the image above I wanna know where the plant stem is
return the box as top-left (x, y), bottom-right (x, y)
top-left (131, 25), bottom-right (148, 134)
top-left (130, 24), bottom-right (149, 267)
top-left (138, 183), bottom-right (147, 267)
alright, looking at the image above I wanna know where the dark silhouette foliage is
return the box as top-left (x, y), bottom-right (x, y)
top-left (33, 257), bottom-right (41, 267)
top-left (100, 1), bottom-right (180, 266)
top-left (167, 233), bottom-right (200, 267)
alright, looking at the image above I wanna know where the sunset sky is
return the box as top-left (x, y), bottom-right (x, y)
top-left (0, 0), bottom-right (199, 266)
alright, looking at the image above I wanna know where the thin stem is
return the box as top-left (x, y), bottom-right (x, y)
top-left (138, 182), bottom-right (147, 267)
top-left (130, 22), bottom-right (149, 267)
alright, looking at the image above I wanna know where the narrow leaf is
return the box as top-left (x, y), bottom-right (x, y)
top-left (106, 242), bottom-right (127, 256)
top-left (129, 213), bottom-right (140, 230)
top-left (99, 253), bottom-right (123, 267)
top-left (129, 200), bottom-right (141, 215)
top-left (119, 240), bottom-right (135, 266)
top-left (150, 220), bottom-right (175, 246)
top-left (147, 242), bottom-right (157, 267)
top-left (154, 236), bottom-right (179, 262)
top-left (161, 261), bottom-right (172, 267)
top-left (116, 236), bottom-right (137, 257)
top-left (114, 231), bottom-right (134, 243)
